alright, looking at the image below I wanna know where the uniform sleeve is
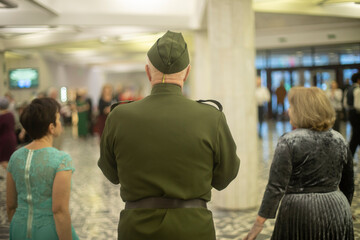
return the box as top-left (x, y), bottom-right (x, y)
top-left (339, 147), bottom-right (354, 205)
top-left (211, 113), bottom-right (240, 191)
top-left (258, 136), bottom-right (292, 218)
top-left (98, 114), bottom-right (119, 184)
top-left (56, 153), bottom-right (75, 173)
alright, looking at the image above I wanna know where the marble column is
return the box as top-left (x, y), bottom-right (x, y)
top-left (191, 30), bottom-right (211, 99)
top-left (192, 0), bottom-right (258, 209)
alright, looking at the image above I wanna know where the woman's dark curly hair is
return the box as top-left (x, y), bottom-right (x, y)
top-left (20, 97), bottom-right (61, 140)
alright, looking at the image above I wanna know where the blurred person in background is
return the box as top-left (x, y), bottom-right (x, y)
top-left (94, 84), bottom-right (113, 138)
top-left (70, 102), bottom-right (78, 139)
top-left (135, 86), bottom-right (144, 100)
top-left (76, 89), bottom-right (90, 138)
top-left (5, 91), bottom-right (20, 130)
top-left (326, 81), bottom-right (343, 132)
top-left (5, 92), bottom-right (17, 116)
top-left (0, 97), bottom-right (17, 175)
top-left (255, 76), bottom-right (270, 138)
top-left (119, 86), bottom-right (136, 103)
top-left (344, 73), bottom-right (360, 157)
top-left (47, 87), bottom-right (65, 149)
top-left (86, 95), bottom-right (93, 136)
top-left (113, 83), bottom-right (124, 102)
top-left (343, 78), bottom-right (351, 92)
top-left (61, 102), bottom-right (73, 126)
top-left (6, 97), bottom-right (79, 239)
top-left (275, 81), bottom-right (287, 119)
top-left (36, 91), bottom-right (47, 98)
top-left (244, 87), bottom-right (354, 240)
top-left (15, 102), bottom-right (32, 147)
top-left (342, 78), bottom-right (351, 121)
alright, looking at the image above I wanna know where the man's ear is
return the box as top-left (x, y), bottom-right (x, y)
top-left (183, 65), bottom-right (191, 82)
top-left (145, 65), bottom-right (152, 82)
top-left (48, 123), bottom-right (55, 135)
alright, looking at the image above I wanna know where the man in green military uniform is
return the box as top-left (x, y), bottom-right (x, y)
top-left (98, 31), bottom-right (240, 240)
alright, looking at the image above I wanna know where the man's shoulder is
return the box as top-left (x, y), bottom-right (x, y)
top-left (195, 99), bottom-right (223, 112)
top-left (110, 100), bottom-right (135, 112)
top-left (109, 96), bottom-right (223, 117)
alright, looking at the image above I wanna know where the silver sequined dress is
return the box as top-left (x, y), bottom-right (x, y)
top-left (259, 128), bottom-right (354, 240)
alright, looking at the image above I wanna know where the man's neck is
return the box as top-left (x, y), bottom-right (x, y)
top-left (151, 80), bottom-right (183, 89)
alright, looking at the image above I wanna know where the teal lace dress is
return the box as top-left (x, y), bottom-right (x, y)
top-left (7, 147), bottom-right (79, 240)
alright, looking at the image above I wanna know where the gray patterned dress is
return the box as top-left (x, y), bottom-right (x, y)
top-left (259, 129), bottom-right (354, 240)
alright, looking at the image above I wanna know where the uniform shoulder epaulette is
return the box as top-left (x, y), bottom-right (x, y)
top-left (110, 100), bottom-right (134, 112)
top-left (196, 99), bottom-right (223, 111)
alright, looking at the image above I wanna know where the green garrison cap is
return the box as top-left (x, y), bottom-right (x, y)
top-left (147, 31), bottom-right (190, 74)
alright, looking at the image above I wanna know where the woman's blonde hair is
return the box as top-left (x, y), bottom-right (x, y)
top-left (288, 87), bottom-right (335, 131)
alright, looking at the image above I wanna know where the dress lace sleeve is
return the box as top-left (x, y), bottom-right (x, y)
top-left (6, 153), bottom-right (17, 174)
top-left (56, 153), bottom-right (75, 173)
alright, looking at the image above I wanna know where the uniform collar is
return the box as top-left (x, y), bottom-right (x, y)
top-left (151, 83), bottom-right (183, 95)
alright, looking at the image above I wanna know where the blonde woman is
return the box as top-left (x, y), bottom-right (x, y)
top-left (244, 87), bottom-right (354, 240)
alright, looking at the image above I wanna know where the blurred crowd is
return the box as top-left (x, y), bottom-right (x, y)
top-left (0, 84), bottom-right (143, 155)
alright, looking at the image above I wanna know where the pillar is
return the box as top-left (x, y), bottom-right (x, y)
top-left (191, 30), bottom-right (211, 99)
top-left (192, 0), bottom-right (258, 209)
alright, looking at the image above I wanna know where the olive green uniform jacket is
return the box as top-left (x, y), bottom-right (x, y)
top-left (98, 83), bottom-right (240, 240)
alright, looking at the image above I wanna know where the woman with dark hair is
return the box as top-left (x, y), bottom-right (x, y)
top-left (0, 97), bottom-right (17, 172)
top-left (94, 84), bottom-right (113, 138)
top-left (76, 89), bottom-right (90, 138)
top-left (6, 97), bottom-right (79, 240)
top-left (244, 87), bottom-right (354, 240)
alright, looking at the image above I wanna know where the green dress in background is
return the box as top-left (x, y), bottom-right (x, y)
top-left (99, 83), bottom-right (240, 240)
top-left (7, 147), bottom-right (79, 240)
top-left (77, 99), bottom-right (89, 137)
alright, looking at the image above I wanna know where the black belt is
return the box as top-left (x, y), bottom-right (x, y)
top-left (125, 197), bottom-right (207, 209)
top-left (286, 186), bottom-right (337, 194)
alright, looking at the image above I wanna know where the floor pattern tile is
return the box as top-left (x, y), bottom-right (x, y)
top-left (0, 120), bottom-right (359, 239)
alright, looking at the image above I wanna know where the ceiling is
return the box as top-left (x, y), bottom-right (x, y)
top-left (1, 0), bottom-right (360, 69)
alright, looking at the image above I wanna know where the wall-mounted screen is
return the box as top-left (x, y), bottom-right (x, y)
top-left (9, 68), bottom-right (39, 89)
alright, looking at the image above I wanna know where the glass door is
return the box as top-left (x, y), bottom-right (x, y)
top-left (343, 68), bottom-right (359, 85)
top-left (312, 69), bottom-right (336, 90)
